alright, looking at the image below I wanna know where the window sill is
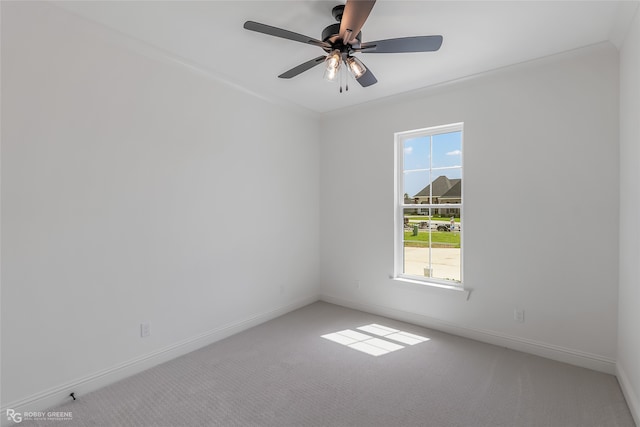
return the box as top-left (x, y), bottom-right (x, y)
top-left (391, 276), bottom-right (471, 300)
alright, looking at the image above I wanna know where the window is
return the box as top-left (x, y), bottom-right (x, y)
top-left (394, 123), bottom-right (463, 286)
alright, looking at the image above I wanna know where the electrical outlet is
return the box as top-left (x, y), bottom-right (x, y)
top-left (140, 322), bottom-right (150, 338)
top-left (514, 309), bottom-right (525, 323)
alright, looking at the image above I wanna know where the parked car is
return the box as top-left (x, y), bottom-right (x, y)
top-left (409, 220), bottom-right (461, 232)
top-left (418, 221), bottom-right (453, 231)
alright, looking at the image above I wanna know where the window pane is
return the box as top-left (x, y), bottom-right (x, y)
top-left (428, 169), bottom-right (461, 209)
top-left (403, 169), bottom-right (431, 203)
top-left (403, 136), bottom-right (430, 170)
top-left (403, 208), bottom-right (461, 283)
top-left (432, 131), bottom-right (462, 169)
top-left (403, 208), bottom-right (432, 277)
top-left (402, 136), bottom-right (430, 201)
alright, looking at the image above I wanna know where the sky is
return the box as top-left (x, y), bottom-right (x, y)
top-left (403, 131), bottom-right (462, 198)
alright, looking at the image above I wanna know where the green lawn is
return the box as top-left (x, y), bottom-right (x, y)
top-left (404, 230), bottom-right (460, 248)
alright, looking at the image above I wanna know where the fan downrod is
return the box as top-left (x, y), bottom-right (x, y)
top-left (331, 5), bottom-right (344, 22)
top-left (323, 5), bottom-right (361, 46)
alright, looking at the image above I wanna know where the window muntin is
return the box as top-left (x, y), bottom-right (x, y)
top-left (395, 123), bottom-right (463, 286)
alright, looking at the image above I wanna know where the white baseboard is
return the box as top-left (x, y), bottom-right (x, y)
top-left (617, 362), bottom-right (640, 426)
top-left (320, 294), bottom-right (617, 375)
top-left (1, 295), bottom-right (319, 427)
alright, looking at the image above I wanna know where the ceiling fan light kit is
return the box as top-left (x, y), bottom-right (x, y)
top-left (243, 0), bottom-right (443, 92)
top-left (323, 49), bottom-right (342, 82)
top-left (345, 56), bottom-right (366, 79)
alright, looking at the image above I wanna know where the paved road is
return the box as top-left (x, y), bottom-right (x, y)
top-left (404, 247), bottom-right (461, 282)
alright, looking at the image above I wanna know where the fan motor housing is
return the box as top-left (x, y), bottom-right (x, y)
top-left (323, 5), bottom-right (362, 47)
top-left (322, 23), bottom-right (362, 46)
top-left (321, 23), bottom-right (340, 43)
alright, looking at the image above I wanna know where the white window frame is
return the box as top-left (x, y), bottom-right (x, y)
top-left (393, 122), bottom-right (464, 289)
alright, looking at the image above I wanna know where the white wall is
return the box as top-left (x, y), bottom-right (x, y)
top-left (1, 1), bottom-right (319, 410)
top-left (320, 43), bottom-right (620, 370)
top-left (0, 0), bottom-right (633, 419)
top-left (618, 5), bottom-right (640, 424)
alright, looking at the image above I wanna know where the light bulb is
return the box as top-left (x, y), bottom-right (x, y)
top-left (323, 50), bottom-right (341, 82)
top-left (326, 55), bottom-right (340, 69)
top-left (345, 56), bottom-right (366, 79)
top-left (324, 66), bottom-right (339, 81)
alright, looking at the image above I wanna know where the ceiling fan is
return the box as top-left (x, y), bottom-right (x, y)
top-left (243, 0), bottom-right (443, 91)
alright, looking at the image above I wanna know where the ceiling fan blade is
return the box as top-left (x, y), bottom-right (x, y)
top-left (360, 35), bottom-right (443, 53)
top-left (244, 21), bottom-right (330, 49)
top-left (356, 64), bottom-right (377, 87)
top-left (278, 56), bottom-right (326, 79)
top-left (339, 0), bottom-right (376, 45)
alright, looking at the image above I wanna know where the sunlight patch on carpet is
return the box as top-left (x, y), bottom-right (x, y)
top-left (321, 324), bottom-right (429, 356)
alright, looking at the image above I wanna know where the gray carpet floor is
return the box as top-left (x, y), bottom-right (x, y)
top-left (21, 302), bottom-right (635, 426)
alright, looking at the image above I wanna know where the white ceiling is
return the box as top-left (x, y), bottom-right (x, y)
top-left (53, 1), bottom-right (637, 113)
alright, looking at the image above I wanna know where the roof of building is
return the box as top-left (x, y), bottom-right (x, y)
top-left (440, 180), bottom-right (461, 199)
top-left (414, 176), bottom-right (461, 198)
